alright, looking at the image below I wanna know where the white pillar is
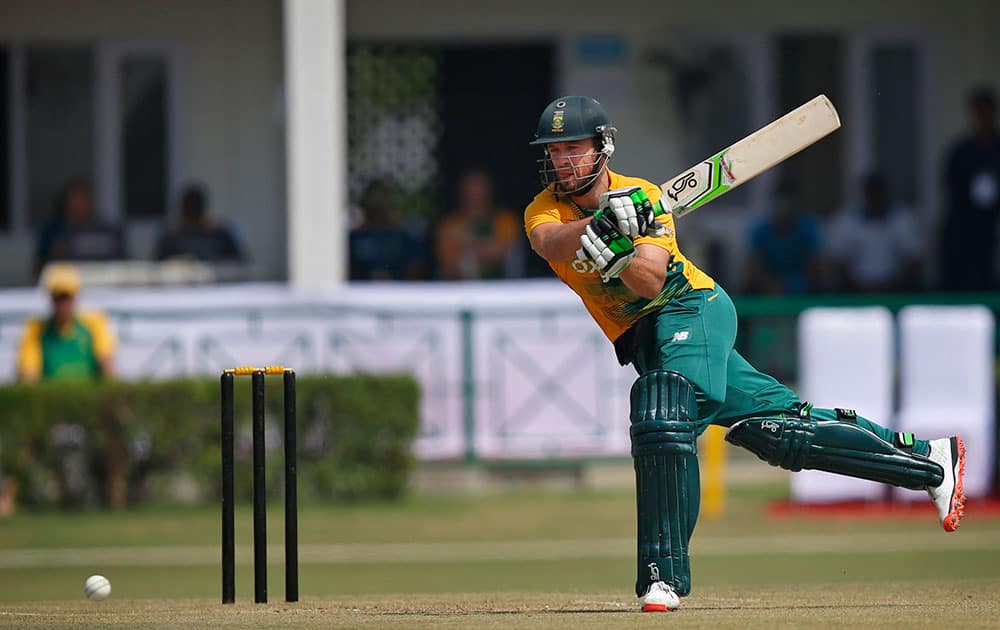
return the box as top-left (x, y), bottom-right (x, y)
top-left (283, 0), bottom-right (346, 287)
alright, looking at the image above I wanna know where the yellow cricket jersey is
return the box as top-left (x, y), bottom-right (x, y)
top-left (17, 309), bottom-right (116, 381)
top-left (524, 170), bottom-right (715, 342)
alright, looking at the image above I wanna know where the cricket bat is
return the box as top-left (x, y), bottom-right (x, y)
top-left (655, 94), bottom-right (841, 217)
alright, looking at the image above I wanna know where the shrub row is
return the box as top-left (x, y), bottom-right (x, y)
top-left (0, 374), bottom-right (420, 509)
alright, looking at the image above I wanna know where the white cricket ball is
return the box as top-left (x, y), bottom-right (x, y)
top-left (84, 575), bottom-right (111, 601)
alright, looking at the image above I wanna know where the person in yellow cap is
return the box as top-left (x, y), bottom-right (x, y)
top-left (16, 264), bottom-right (117, 383)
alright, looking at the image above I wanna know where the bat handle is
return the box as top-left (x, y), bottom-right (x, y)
top-left (653, 199), bottom-right (685, 217)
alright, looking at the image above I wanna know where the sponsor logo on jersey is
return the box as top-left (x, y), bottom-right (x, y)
top-left (571, 257), bottom-right (599, 274)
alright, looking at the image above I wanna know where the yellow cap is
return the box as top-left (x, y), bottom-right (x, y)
top-left (41, 264), bottom-right (82, 295)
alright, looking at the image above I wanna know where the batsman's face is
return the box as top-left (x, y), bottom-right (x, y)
top-left (546, 140), bottom-right (601, 191)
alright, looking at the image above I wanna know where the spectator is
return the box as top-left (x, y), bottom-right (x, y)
top-left (826, 173), bottom-right (923, 293)
top-left (745, 182), bottom-right (823, 294)
top-left (939, 86), bottom-right (1000, 290)
top-left (16, 264), bottom-right (122, 508)
top-left (435, 170), bottom-right (522, 279)
top-left (16, 264), bottom-right (116, 383)
top-left (349, 180), bottom-right (426, 280)
top-left (35, 180), bottom-right (127, 275)
top-left (155, 185), bottom-right (247, 262)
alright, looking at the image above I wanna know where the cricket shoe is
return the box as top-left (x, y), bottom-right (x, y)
top-left (926, 436), bottom-right (966, 532)
top-left (640, 581), bottom-right (680, 612)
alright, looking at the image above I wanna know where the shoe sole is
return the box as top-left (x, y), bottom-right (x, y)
top-left (642, 603), bottom-right (671, 612)
top-left (641, 595), bottom-right (680, 612)
top-left (943, 436), bottom-right (966, 533)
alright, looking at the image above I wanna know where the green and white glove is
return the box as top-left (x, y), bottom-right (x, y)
top-left (577, 210), bottom-right (637, 282)
top-left (598, 186), bottom-right (667, 239)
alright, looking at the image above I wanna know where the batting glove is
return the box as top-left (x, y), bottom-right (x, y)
top-left (578, 210), bottom-right (637, 282)
top-left (598, 186), bottom-right (667, 239)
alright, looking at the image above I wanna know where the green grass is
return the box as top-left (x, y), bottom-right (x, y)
top-left (1, 481), bottom-right (981, 548)
top-left (0, 483), bottom-right (997, 627)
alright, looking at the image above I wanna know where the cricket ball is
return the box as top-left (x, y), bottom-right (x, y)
top-left (84, 575), bottom-right (111, 600)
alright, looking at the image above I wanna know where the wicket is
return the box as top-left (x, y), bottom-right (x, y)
top-left (220, 365), bottom-right (298, 604)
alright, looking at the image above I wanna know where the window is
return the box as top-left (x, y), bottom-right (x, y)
top-left (681, 44), bottom-right (754, 206)
top-left (25, 46), bottom-right (96, 229)
top-left (0, 47), bottom-right (9, 230)
top-left (0, 42), bottom-right (179, 242)
top-left (871, 44), bottom-right (919, 205)
top-left (776, 34), bottom-right (845, 219)
top-left (120, 56), bottom-right (169, 219)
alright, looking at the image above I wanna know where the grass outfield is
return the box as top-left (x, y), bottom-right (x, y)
top-left (0, 482), bottom-right (997, 627)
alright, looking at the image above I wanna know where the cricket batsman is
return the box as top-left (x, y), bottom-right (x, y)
top-left (523, 96), bottom-right (967, 612)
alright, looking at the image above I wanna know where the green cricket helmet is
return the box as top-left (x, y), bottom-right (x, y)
top-left (529, 96), bottom-right (616, 195)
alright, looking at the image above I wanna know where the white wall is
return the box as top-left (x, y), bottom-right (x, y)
top-left (0, 0), bottom-right (286, 284)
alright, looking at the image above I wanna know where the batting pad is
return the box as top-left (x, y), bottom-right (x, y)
top-left (630, 370), bottom-right (700, 597)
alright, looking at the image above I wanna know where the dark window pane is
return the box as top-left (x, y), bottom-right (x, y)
top-left (674, 44), bottom-right (753, 206)
top-left (776, 34), bottom-right (845, 219)
top-left (440, 44), bottom-right (555, 278)
top-left (0, 46), bottom-right (9, 230)
top-left (121, 56), bottom-right (168, 219)
top-left (25, 46), bottom-right (94, 228)
top-left (872, 45), bottom-right (919, 205)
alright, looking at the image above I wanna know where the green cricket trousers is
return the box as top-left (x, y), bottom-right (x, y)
top-left (625, 286), bottom-right (927, 455)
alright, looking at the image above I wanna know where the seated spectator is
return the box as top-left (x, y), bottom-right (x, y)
top-left (16, 264), bottom-right (116, 383)
top-left (435, 170), bottom-right (522, 279)
top-left (349, 180), bottom-right (426, 280)
top-left (35, 180), bottom-right (127, 275)
top-left (826, 173), bottom-right (923, 293)
top-left (745, 183), bottom-right (823, 294)
top-left (155, 185), bottom-right (247, 262)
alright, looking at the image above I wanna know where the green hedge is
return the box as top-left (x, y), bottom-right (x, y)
top-left (0, 374), bottom-right (420, 509)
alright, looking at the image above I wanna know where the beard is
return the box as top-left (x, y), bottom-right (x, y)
top-left (554, 156), bottom-right (603, 195)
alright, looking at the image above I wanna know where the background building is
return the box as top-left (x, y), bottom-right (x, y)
top-left (0, 1), bottom-right (998, 288)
